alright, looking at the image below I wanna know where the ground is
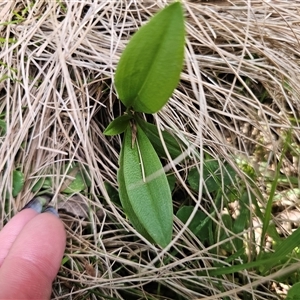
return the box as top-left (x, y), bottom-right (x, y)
top-left (1, 0), bottom-right (300, 299)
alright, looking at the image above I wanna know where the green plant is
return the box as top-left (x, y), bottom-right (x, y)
top-left (104, 2), bottom-right (185, 247)
top-left (31, 163), bottom-right (91, 195)
top-left (0, 61), bottom-right (18, 83)
top-left (287, 282), bottom-right (300, 299)
top-left (0, 114), bottom-right (6, 136)
top-left (178, 160), bottom-right (247, 253)
top-left (6, 170), bottom-right (25, 198)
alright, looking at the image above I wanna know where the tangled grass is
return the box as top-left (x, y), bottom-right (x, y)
top-left (1, 0), bottom-right (300, 299)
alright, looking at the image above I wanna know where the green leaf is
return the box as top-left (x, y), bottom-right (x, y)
top-left (188, 160), bottom-right (236, 193)
top-left (217, 213), bottom-right (234, 253)
top-left (31, 177), bottom-right (52, 192)
top-left (104, 182), bottom-right (121, 206)
top-left (209, 226), bottom-right (300, 277)
top-left (118, 124), bottom-right (173, 247)
top-left (118, 147), bottom-right (153, 242)
top-left (231, 193), bottom-right (250, 250)
top-left (104, 114), bottom-right (132, 136)
top-left (62, 173), bottom-right (85, 194)
top-left (114, 2), bottom-right (185, 113)
top-left (287, 282), bottom-right (300, 299)
top-left (167, 173), bottom-right (176, 192)
top-left (12, 170), bottom-right (25, 197)
top-left (263, 226), bottom-right (300, 272)
top-left (0, 119), bottom-right (6, 136)
top-left (136, 117), bottom-right (184, 159)
top-left (62, 165), bottom-right (91, 194)
top-left (176, 206), bottom-right (211, 243)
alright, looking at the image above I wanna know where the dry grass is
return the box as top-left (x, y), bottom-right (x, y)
top-left (1, 0), bottom-right (300, 299)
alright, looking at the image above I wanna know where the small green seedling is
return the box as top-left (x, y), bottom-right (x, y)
top-left (31, 163), bottom-right (91, 195)
top-left (104, 2), bottom-right (185, 247)
top-left (5, 170), bottom-right (25, 199)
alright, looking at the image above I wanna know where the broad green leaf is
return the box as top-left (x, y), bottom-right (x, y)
top-left (6, 170), bottom-right (25, 199)
top-left (12, 170), bottom-right (25, 197)
top-left (31, 177), bottom-right (52, 192)
top-left (287, 282), bottom-right (300, 300)
top-left (188, 160), bottom-right (236, 193)
top-left (176, 206), bottom-right (211, 243)
top-left (114, 2), bottom-right (185, 113)
top-left (137, 117), bottom-right (184, 159)
top-left (62, 172), bottom-right (86, 194)
top-left (118, 145), bottom-right (154, 242)
top-left (62, 165), bottom-right (91, 194)
top-left (104, 114), bottom-right (132, 136)
top-left (118, 124), bottom-right (173, 247)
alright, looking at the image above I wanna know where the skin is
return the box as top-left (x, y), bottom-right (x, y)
top-left (0, 208), bottom-right (66, 299)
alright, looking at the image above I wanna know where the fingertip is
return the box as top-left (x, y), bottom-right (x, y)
top-left (0, 212), bottom-right (66, 299)
top-left (0, 209), bottom-right (38, 266)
